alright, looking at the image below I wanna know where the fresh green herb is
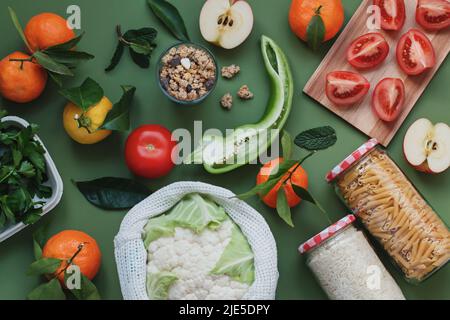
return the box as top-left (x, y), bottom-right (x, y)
top-left (236, 127), bottom-right (337, 227)
top-left (106, 25), bottom-right (158, 72)
top-left (0, 112), bottom-right (52, 227)
top-left (8, 7), bottom-right (94, 86)
top-left (59, 78), bottom-right (136, 133)
top-left (306, 6), bottom-right (325, 51)
top-left (147, 0), bottom-right (189, 41)
top-left (28, 233), bottom-right (101, 300)
top-left (73, 177), bottom-right (151, 210)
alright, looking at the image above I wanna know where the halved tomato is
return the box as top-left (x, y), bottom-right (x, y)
top-left (347, 33), bottom-right (390, 69)
top-left (416, 0), bottom-right (450, 31)
top-left (326, 71), bottom-right (370, 106)
top-left (396, 29), bottom-right (436, 76)
top-left (373, 0), bottom-right (406, 31)
top-left (372, 78), bottom-right (405, 122)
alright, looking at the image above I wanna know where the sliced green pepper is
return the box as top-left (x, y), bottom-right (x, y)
top-left (185, 35), bottom-right (294, 174)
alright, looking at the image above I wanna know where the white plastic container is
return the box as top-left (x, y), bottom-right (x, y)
top-left (0, 116), bottom-right (63, 243)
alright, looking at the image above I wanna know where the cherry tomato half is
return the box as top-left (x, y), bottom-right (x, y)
top-left (416, 0), bottom-right (450, 31)
top-left (125, 125), bottom-right (177, 179)
top-left (396, 29), bottom-right (436, 76)
top-left (347, 32), bottom-right (389, 69)
top-left (325, 71), bottom-right (370, 107)
top-left (373, 0), bottom-right (406, 31)
top-left (372, 78), bottom-right (405, 122)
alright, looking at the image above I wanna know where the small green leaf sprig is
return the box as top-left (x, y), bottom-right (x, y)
top-left (237, 126), bottom-right (337, 227)
top-left (59, 77), bottom-right (136, 133)
top-left (8, 7), bottom-right (94, 86)
top-left (106, 25), bottom-right (158, 72)
top-left (27, 227), bottom-right (101, 300)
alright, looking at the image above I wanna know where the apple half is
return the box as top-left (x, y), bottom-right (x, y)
top-left (200, 0), bottom-right (254, 49)
top-left (403, 118), bottom-right (450, 174)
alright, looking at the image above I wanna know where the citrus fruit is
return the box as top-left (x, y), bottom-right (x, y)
top-left (256, 157), bottom-right (309, 209)
top-left (24, 12), bottom-right (76, 52)
top-left (63, 96), bottom-right (113, 145)
top-left (289, 0), bottom-right (344, 42)
top-left (42, 230), bottom-right (102, 284)
top-left (0, 51), bottom-right (47, 103)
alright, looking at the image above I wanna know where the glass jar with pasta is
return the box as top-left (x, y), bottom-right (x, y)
top-left (326, 139), bottom-right (450, 283)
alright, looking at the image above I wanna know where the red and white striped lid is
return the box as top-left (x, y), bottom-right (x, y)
top-left (325, 138), bottom-right (379, 183)
top-left (298, 215), bottom-right (356, 254)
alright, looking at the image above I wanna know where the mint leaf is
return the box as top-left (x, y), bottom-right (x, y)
top-left (27, 258), bottom-right (62, 276)
top-left (28, 278), bottom-right (66, 300)
top-left (105, 42), bottom-right (125, 72)
top-left (294, 126), bottom-right (337, 151)
top-left (101, 85), bottom-right (136, 131)
top-left (276, 189), bottom-right (294, 227)
top-left (59, 78), bottom-right (104, 112)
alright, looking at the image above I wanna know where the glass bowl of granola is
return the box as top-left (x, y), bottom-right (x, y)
top-left (157, 42), bottom-right (218, 105)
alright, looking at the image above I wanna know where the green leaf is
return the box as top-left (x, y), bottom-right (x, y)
top-left (306, 13), bottom-right (325, 51)
top-left (73, 177), bottom-right (151, 210)
top-left (294, 126), bottom-right (337, 151)
top-left (268, 159), bottom-right (298, 181)
top-left (18, 161), bottom-right (36, 178)
top-left (44, 33), bottom-right (85, 51)
top-left (12, 148), bottom-right (22, 167)
top-left (27, 278), bottom-right (66, 300)
top-left (276, 189), bottom-right (294, 227)
top-left (147, 0), bottom-right (189, 41)
top-left (65, 271), bottom-right (101, 300)
top-left (33, 226), bottom-right (48, 260)
top-left (292, 184), bottom-right (326, 214)
top-left (27, 258), bottom-right (62, 276)
top-left (22, 208), bottom-right (43, 225)
top-left (44, 50), bottom-right (94, 64)
top-left (281, 130), bottom-right (293, 160)
top-left (146, 272), bottom-right (178, 300)
top-left (129, 49), bottom-right (150, 68)
top-left (48, 72), bottom-right (64, 87)
top-left (33, 51), bottom-right (74, 76)
top-left (59, 77), bottom-right (104, 112)
top-left (235, 178), bottom-right (279, 200)
top-left (8, 7), bottom-right (32, 52)
top-left (101, 85), bottom-right (136, 131)
top-left (105, 42), bottom-right (125, 72)
top-left (123, 27), bottom-right (158, 44)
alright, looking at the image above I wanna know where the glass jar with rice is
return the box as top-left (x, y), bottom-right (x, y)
top-left (299, 215), bottom-right (405, 300)
top-left (326, 139), bottom-right (450, 283)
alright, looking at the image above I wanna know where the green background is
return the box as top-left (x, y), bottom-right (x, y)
top-left (0, 0), bottom-right (448, 300)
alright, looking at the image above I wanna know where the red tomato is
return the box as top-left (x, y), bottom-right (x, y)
top-left (325, 71), bottom-right (370, 106)
top-left (396, 29), bottom-right (436, 76)
top-left (256, 158), bottom-right (309, 209)
top-left (372, 78), bottom-right (405, 122)
top-left (125, 125), bottom-right (177, 179)
top-left (347, 33), bottom-right (390, 69)
top-left (416, 0), bottom-right (450, 31)
top-left (373, 0), bottom-right (406, 31)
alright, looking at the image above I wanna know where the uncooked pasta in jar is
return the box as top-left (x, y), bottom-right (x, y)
top-left (335, 147), bottom-right (450, 282)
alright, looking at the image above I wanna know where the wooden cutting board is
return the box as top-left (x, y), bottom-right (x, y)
top-left (303, 0), bottom-right (450, 146)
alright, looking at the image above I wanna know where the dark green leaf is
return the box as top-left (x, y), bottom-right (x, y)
top-left (8, 7), bottom-right (32, 52)
top-left (44, 50), bottom-right (94, 64)
top-left (306, 14), bottom-right (325, 51)
top-left (22, 208), bottom-right (43, 225)
top-left (36, 184), bottom-right (52, 199)
top-left (281, 131), bottom-right (293, 160)
top-left (294, 126), bottom-right (337, 151)
top-left (268, 159), bottom-right (298, 181)
top-left (235, 178), bottom-right (279, 200)
top-left (105, 42), bottom-right (125, 72)
top-left (18, 161), bottom-right (35, 178)
top-left (292, 185), bottom-right (326, 214)
top-left (73, 177), bottom-right (151, 210)
top-left (27, 278), bottom-right (66, 300)
top-left (123, 27), bottom-right (158, 44)
top-left (147, 0), bottom-right (189, 41)
top-left (129, 49), bottom-right (150, 68)
top-left (101, 85), bottom-right (136, 131)
top-left (48, 72), bottom-right (64, 87)
top-left (59, 77), bottom-right (104, 112)
top-left (65, 271), bottom-right (101, 300)
top-left (33, 51), bottom-right (74, 76)
top-left (276, 190), bottom-right (294, 227)
top-left (12, 148), bottom-right (22, 167)
top-left (33, 225), bottom-right (48, 260)
top-left (27, 258), bottom-right (62, 276)
top-left (44, 33), bottom-right (85, 51)
top-left (129, 40), bottom-right (154, 56)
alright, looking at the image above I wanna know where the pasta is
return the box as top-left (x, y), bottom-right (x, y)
top-left (335, 148), bottom-right (450, 282)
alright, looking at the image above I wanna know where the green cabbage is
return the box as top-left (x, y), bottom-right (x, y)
top-left (146, 271), bottom-right (178, 300)
top-left (211, 224), bottom-right (255, 285)
top-left (143, 193), bottom-right (228, 248)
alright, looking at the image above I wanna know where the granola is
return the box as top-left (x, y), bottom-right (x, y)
top-left (160, 45), bottom-right (216, 101)
top-left (220, 93), bottom-right (233, 110)
top-left (237, 85), bottom-right (254, 100)
top-left (221, 64), bottom-right (240, 79)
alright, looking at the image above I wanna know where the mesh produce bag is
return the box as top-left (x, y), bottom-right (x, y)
top-left (114, 181), bottom-right (279, 300)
